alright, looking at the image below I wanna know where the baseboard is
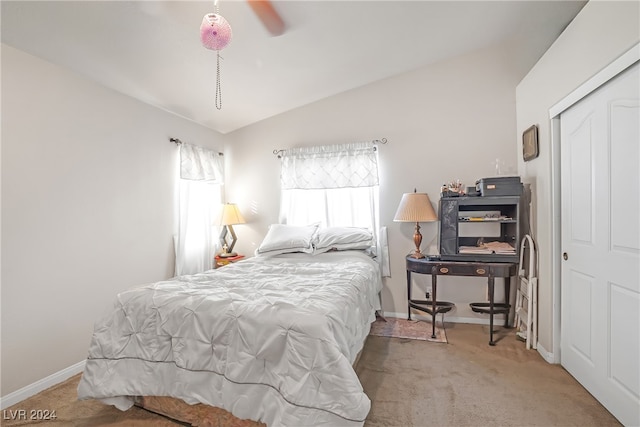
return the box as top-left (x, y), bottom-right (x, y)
top-left (536, 341), bottom-right (557, 364)
top-left (0, 360), bottom-right (86, 410)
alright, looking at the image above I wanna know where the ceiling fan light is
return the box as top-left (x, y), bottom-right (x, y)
top-left (200, 13), bottom-right (232, 51)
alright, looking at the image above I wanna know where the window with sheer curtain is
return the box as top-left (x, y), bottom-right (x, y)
top-left (279, 141), bottom-right (380, 233)
top-left (175, 143), bottom-right (224, 276)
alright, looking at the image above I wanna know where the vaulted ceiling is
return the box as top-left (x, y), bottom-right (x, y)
top-left (1, 1), bottom-right (586, 134)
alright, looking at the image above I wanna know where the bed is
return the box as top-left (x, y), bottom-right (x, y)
top-left (77, 225), bottom-right (383, 426)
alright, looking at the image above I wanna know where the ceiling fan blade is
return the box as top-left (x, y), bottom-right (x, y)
top-left (247, 0), bottom-right (286, 36)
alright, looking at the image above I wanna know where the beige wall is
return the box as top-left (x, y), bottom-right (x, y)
top-left (516, 1), bottom-right (640, 356)
top-left (0, 45), bottom-right (224, 395)
top-left (225, 43), bottom-right (526, 321)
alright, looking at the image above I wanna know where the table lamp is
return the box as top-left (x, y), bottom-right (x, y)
top-left (219, 203), bottom-right (246, 258)
top-left (393, 189), bottom-right (438, 259)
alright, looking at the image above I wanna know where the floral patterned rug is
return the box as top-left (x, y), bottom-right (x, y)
top-left (369, 316), bottom-right (447, 343)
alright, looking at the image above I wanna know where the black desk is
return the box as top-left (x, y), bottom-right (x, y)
top-left (406, 257), bottom-right (518, 345)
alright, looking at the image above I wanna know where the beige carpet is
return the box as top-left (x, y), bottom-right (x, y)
top-left (369, 317), bottom-right (447, 343)
top-left (2, 323), bottom-right (620, 427)
top-left (358, 323), bottom-right (620, 427)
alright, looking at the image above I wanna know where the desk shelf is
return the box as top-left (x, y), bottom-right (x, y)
top-left (470, 302), bottom-right (511, 315)
top-left (440, 195), bottom-right (522, 263)
top-left (409, 299), bottom-right (455, 317)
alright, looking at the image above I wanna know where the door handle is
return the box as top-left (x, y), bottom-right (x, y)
top-left (563, 252), bottom-right (568, 260)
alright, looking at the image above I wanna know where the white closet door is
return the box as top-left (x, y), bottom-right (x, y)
top-left (560, 61), bottom-right (639, 426)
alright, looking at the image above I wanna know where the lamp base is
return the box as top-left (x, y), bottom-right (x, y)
top-left (218, 251), bottom-right (238, 258)
top-left (411, 222), bottom-right (425, 259)
top-left (219, 224), bottom-right (238, 256)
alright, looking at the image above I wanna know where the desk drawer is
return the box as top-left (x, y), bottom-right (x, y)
top-left (436, 264), bottom-right (489, 277)
top-left (406, 258), bottom-right (517, 277)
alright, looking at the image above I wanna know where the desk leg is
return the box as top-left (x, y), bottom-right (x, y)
top-left (488, 276), bottom-right (495, 346)
top-left (504, 276), bottom-right (511, 327)
top-left (407, 270), bottom-right (412, 321)
top-left (431, 272), bottom-right (438, 339)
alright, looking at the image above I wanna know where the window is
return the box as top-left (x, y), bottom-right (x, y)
top-left (280, 187), bottom-right (378, 231)
top-left (278, 141), bottom-right (379, 233)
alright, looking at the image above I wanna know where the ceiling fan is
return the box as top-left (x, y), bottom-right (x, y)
top-left (247, 0), bottom-right (286, 37)
top-left (199, 0), bottom-right (285, 109)
top-left (201, 0), bottom-right (286, 47)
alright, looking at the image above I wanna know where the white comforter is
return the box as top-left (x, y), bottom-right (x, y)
top-left (78, 251), bottom-right (382, 426)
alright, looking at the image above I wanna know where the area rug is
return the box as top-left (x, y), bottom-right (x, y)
top-left (369, 317), bottom-right (447, 343)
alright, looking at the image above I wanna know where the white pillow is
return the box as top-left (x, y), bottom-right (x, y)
top-left (255, 224), bottom-right (319, 256)
top-left (314, 227), bottom-right (374, 254)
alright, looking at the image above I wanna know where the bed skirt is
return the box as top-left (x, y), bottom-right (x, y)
top-left (136, 396), bottom-right (265, 427)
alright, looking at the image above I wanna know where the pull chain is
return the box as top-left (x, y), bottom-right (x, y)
top-left (214, 1), bottom-right (222, 110)
top-left (215, 51), bottom-right (223, 110)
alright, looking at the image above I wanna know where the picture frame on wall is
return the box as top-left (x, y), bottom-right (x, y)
top-left (523, 125), bottom-right (539, 161)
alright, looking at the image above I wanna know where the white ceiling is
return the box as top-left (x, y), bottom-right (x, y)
top-left (1, 1), bottom-right (586, 134)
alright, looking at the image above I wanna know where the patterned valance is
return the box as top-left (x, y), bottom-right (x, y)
top-left (180, 143), bottom-right (224, 182)
top-left (280, 142), bottom-right (379, 189)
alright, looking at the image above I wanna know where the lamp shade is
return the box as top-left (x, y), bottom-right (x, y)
top-left (393, 192), bottom-right (437, 222)
top-left (219, 203), bottom-right (246, 226)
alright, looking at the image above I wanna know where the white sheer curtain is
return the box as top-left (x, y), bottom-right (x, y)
top-left (279, 142), bottom-right (390, 276)
top-left (175, 143), bottom-right (224, 276)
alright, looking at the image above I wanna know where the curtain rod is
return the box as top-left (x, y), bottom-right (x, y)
top-left (170, 137), bottom-right (223, 156)
top-left (272, 138), bottom-right (388, 158)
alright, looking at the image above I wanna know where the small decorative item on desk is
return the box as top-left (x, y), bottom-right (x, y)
top-left (441, 179), bottom-right (465, 197)
top-left (214, 253), bottom-right (245, 269)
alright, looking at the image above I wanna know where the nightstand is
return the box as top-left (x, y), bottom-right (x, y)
top-left (214, 254), bottom-right (245, 269)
